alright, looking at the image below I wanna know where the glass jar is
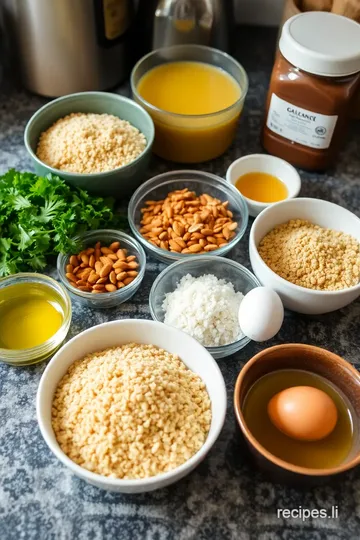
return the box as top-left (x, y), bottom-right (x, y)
top-left (262, 12), bottom-right (360, 171)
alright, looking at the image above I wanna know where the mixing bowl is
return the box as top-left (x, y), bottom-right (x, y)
top-left (37, 319), bottom-right (227, 493)
top-left (149, 256), bottom-right (261, 359)
top-left (249, 197), bottom-right (360, 314)
top-left (24, 92), bottom-right (154, 198)
top-left (128, 170), bottom-right (248, 264)
top-left (131, 45), bottom-right (248, 163)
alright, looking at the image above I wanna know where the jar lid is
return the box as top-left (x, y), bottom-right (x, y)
top-left (279, 12), bottom-right (360, 77)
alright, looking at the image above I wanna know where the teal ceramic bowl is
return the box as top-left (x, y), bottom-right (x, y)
top-left (24, 92), bottom-right (155, 199)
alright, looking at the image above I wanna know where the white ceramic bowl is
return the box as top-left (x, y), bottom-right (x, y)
top-left (249, 198), bottom-right (360, 314)
top-left (36, 319), bottom-right (227, 493)
top-left (226, 154), bottom-right (301, 217)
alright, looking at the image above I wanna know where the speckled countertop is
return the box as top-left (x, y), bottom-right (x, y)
top-left (1, 27), bottom-right (360, 540)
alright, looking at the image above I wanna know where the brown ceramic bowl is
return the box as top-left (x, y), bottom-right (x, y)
top-left (234, 344), bottom-right (360, 484)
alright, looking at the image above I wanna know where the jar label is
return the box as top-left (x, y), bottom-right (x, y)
top-left (266, 94), bottom-right (338, 150)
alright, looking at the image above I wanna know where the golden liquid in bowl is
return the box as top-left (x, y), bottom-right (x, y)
top-left (235, 172), bottom-right (288, 203)
top-left (243, 369), bottom-right (354, 469)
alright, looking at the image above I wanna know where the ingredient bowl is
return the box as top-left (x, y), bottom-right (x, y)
top-left (128, 170), bottom-right (248, 264)
top-left (24, 92), bottom-right (154, 198)
top-left (37, 319), bottom-right (227, 493)
top-left (131, 45), bottom-right (248, 163)
top-left (0, 273), bottom-right (71, 366)
top-left (226, 153), bottom-right (301, 217)
top-left (57, 230), bottom-right (146, 309)
top-left (234, 344), bottom-right (360, 484)
top-left (249, 198), bottom-right (360, 314)
top-left (149, 256), bottom-right (261, 359)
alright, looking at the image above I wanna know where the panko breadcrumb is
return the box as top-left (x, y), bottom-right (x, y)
top-left (52, 343), bottom-right (211, 479)
top-left (36, 112), bottom-right (146, 173)
top-left (258, 219), bottom-right (360, 291)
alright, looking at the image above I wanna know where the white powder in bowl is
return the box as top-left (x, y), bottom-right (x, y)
top-left (162, 273), bottom-right (244, 347)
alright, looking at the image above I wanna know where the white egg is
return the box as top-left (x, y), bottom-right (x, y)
top-left (238, 287), bottom-right (284, 342)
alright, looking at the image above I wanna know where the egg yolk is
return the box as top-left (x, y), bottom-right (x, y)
top-left (267, 386), bottom-right (338, 442)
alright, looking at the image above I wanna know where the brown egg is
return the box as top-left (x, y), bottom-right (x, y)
top-left (267, 386), bottom-right (338, 441)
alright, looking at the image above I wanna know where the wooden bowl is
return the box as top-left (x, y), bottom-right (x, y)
top-left (234, 344), bottom-right (360, 484)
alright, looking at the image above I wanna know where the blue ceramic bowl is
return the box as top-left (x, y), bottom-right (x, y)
top-left (24, 92), bottom-right (154, 199)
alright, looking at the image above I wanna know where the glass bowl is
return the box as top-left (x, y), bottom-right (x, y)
top-left (131, 44), bottom-right (248, 163)
top-left (57, 230), bottom-right (146, 309)
top-left (0, 273), bottom-right (72, 366)
top-left (128, 170), bottom-right (249, 264)
top-left (149, 256), bottom-right (261, 359)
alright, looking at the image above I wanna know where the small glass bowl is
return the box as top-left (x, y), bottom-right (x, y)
top-left (128, 170), bottom-right (249, 264)
top-left (149, 256), bottom-right (261, 359)
top-left (57, 230), bottom-right (146, 309)
top-left (0, 273), bottom-right (72, 366)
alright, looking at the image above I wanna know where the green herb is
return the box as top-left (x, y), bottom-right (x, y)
top-left (0, 170), bottom-right (126, 276)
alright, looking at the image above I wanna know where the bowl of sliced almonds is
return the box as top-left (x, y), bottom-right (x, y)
top-left (57, 229), bottom-right (146, 308)
top-left (128, 170), bottom-right (249, 264)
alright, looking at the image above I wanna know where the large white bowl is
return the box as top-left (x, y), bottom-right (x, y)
top-left (37, 319), bottom-right (227, 493)
top-left (249, 198), bottom-right (360, 314)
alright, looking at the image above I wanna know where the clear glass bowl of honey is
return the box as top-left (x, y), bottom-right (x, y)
top-left (131, 44), bottom-right (248, 163)
top-left (0, 273), bottom-right (72, 366)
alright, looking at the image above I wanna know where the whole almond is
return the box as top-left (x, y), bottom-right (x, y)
top-left (127, 271), bottom-right (138, 277)
top-left (76, 280), bottom-right (88, 287)
top-left (206, 236), bottom-right (218, 244)
top-left (151, 227), bottom-right (163, 236)
top-left (174, 237), bottom-right (186, 249)
top-left (101, 247), bottom-right (114, 255)
top-left (80, 253), bottom-right (89, 265)
top-left (107, 253), bottom-right (118, 261)
top-left (78, 285), bottom-right (92, 292)
top-left (89, 254), bottom-right (95, 268)
top-left (117, 281), bottom-right (125, 289)
top-left (105, 284), bottom-right (117, 292)
top-left (199, 239), bottom-right (206, 247)
top-left (113, 260), bottom-right (129, 270)
top-left (228, 222), bottom-right (237, 231)
top-left (183, 232), bottom-right (191, 242)
top-left (109, 271), bottom-right (117, 285)
top-left (95, 242), bottom-right (101, 249)
top-left (116, 271), bottom-right (128, 281)
top-left (169, 240), bottom-right (181, 252)
top-left (88, 271), bottom-right (100, 284)
top-left (79, 267), bottom-right (92, 281)
top-left (66, 264), bottom-right (74, 273)
top-left (123, 277), bottom-right (135, 285)
top-left (160, 240), bottom-right (169, 250)
top-left (204, 244), bottom-right (218, 251)
top-left (69, 255), bottom-right (79, 266)
top-left (116, 249), bottom-right (126, 260)
top-left (80, 262), bottom-right (87, 268)
top-left (93, 284), bottom-right (105, 291)
top-left (86, 247), bottom-right (95, 255)
top-left (109, 241), bottom-right (120, 252)
top-left (95, 248), bottom-right (101, 260)
top-left (97, 277), bottom-right (108, 284)
top-left (73, 266), bottom-right (81, 274)
top-left (223, 227), bottom-right (231, 240)
top-left (100, 263), bottom-right (112, 278)
top-left (201, 228), bottom-right (213, 236)
top-left (188, 244), bottom-right (202, 253)
top-left (188, 223), bottom-right (203, 233)
top-left (100, 256), bottom-right (113, 266)
top-left (92, 290), bottom-right (104, 294)
top-left (95, 261), bottom-right (103, 274)
top-left (173, 222), bottom-right (184, 237)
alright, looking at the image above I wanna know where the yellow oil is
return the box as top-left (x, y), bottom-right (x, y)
top-left (243, 370), bottom-right (354, 469)
top-left (235, 172), bottom-right (288, 203)
top-left (0, 283), bottom-right (64, 350)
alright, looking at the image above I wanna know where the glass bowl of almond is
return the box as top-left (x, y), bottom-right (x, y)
top-left (57, 230), bottom-right (146, 308)
top-left (128, 170), bottom-right (249, 264)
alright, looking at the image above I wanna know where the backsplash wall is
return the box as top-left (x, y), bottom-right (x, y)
top-left (235, 0), bottom-right (285, 26)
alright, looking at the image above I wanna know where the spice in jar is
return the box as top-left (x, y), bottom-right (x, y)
top-left (262, 12), bottom-right (360, 171)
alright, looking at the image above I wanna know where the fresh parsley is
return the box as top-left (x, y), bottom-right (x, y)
top-left (0, 170), bottom-right (126, 276)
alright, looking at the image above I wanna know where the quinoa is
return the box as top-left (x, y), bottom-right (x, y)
top-left (36, 112), bottom-right (146, 174)
top-left (258, 219), bottom-right (360, 291)
top-left (52, 343), bottom-right (211, 479)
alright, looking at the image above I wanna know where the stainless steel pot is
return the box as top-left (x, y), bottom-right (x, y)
top-left (8, 0), bottom-right (135, 97)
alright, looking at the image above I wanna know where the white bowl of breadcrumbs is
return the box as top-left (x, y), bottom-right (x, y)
top-left (250, 197), bottom-right (360, 315)
top-left (36, 319), bottom-right (226, 493)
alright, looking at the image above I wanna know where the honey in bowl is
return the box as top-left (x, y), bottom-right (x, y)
top-left (136, 61), bottom-right (243, 163)
top-left (243, 369), bottom-right (355, 469)
top-left (0, 282), bottom-right (64, 350)
top-left (235, 172), bottom-right (288, 203)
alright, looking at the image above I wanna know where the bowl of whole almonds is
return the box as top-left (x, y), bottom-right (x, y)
top-left (128, 170), bottom-right (249, 264)
top-left (57, 229), bottom-right (146, 308)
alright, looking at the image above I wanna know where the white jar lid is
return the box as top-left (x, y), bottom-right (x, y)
top-left (279, 12), bottom-right (360, 77)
